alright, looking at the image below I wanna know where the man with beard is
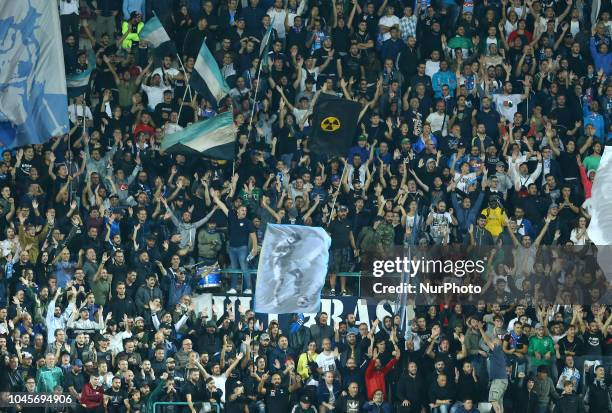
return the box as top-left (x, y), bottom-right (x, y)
top-left (181, 368), bottom-right (206, 413)
top-left (340, 332), bottom-right (364, 369)
top-left (395, 361), bottom-right (425, 413)
top-left (258, 371), bottom-right (301, 412)
top-left (336, 382), bottom-right (365, 413)
top-left (105, 376), bottom-right (129, 413)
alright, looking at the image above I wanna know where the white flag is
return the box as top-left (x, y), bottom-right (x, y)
top-left (586, 145), bottom-right (612, 278)
top-left (255, 224), bottom-right (331, 314)
top-left (0, 0), bottom-right (69, 147)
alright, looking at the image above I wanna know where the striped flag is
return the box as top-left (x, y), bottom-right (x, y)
top-left (259, 21), bottom-right (274, 68)
top-left (66, 70), bottom-right (91, 98)
top-left (160, 111), bottom-right (236, 159)
top-left (190, 41), bottom-right (230, 103)
top-left (66, 53), bottom-right (96, 98)
top-left (140, 16), bottom-right (171, 48)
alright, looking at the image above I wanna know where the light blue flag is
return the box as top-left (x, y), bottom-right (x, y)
top-left (190, 42), bottom-right (230, 103)
top-left (0, 0), bottom-right (69, 148)
top-left (160, 111), bottom-right (236, 159)
top-left (254, 224), bottom-right (331, 314)
top-left (140, 16), bottom-right (171, 48)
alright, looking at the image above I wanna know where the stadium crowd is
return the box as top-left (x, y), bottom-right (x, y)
top-left (1, 0), bottom-right (612, 412)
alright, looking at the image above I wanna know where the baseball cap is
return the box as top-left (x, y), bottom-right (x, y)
top-left (260, 333), bottom-right (271, 340)
top-left (358, 135), bottom-right (367, 141)
top-left (401, 138), bottom-right (410, 145)
top-left (73, 359), bottom-right (83, 367)
top-left (300, 395), bottom-right (312, 404)
top-left (331, 174), bottom-right (341, 182)
top-left (496, 161), bottom-right (505, 168)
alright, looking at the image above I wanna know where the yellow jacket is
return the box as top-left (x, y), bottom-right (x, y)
top-left (296, 351), bottom-right (318, 380)
top-left (121, 20), bottom-right (144, 49)
top-left (482, 207), bottom-right (507, 238)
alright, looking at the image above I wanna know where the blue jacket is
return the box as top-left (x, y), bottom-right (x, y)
top-left (268, 346), bottom-right (296, 373)
top-left (317, 380), bottom-right (342, 406)
top-left (432, 70), bottom-right (457, 97)
top-left (380, 38), bottom-right (405, 63)
top-left (348, 145), bottom-right (370, 163)
top-left (590, 37), bottom-right (612, 76)
top-left (362, 401), bottom-right (392, 413)
top-left (123, 0), bottom-right (145, 19)
top-left (452, 192), bottom-right (485, 235)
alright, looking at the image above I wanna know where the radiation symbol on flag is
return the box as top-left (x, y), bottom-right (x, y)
top-left (321, 116), bottom-right (341, 132)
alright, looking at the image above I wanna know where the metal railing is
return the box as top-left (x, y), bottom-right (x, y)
top-left (152, 401), bottom-right (220, 413)
top-left (214, 268), bottom-right (363, 295)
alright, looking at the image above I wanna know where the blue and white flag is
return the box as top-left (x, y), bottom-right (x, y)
top-left (586, 146), bottom-right (612, 277)
top-left (0, 0), bottom-right (69, 148)
top-left (160, 111), bottom-right (236, 159)
top-left (254, 224), bottom-right (331, 314)
top-left (259, 21), bottom-right (274, 68)
top-left (190, 42), bottom-right (230, 103)
top-left (66, 53), bottom-right (96, 98)
top-left (140, 16), bottom-right (171, 48)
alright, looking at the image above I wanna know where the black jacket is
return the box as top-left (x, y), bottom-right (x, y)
top-left (396, 373), bottom-right (426, 406)
top-left (554, 392), bottom-right (585, 413)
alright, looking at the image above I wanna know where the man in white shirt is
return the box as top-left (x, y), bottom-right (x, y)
top-left (426, 100), bottom-right (449, 137)
top-left (316, 338), bottom-right (338, 373)
top-left (142, 73), bottom-right (172, 111)
top-left (59, 0), bottom-right (80, 41)
top-left (151, 55), bottom-right (182, 86)
top-left (491, 81), bottom-right (530, 121)
top-left (267, 0), bottom-right (288, 39)
top-left (378, 5), bottom-right (401, 41)
top-left (68, 94), bottom-right (94, 127)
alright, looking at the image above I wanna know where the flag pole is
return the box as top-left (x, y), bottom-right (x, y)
top-left (327, 165), bottom-right (347, 225)
top-left (247, 19), bottom-right (273, 133)
top-left (246, 60), bottom-right (264, 133)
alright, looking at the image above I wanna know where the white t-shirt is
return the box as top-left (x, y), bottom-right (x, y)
top-left (425, 60), bottom-right (440, 79)
top-left (379, 15), bottom-right (400, 41)
top-left (141, 84), bottom-right (172, 110)
top-left (454, 172), bottom-right (477, 192)
top-left (316, 351), bottom-right (336, 373)
top-left (426, 112), bottom-right (448, 136)
top-left (152, 67), bottom-right (181, 85)
top-left (212, 374), bottom-right (228, 402)
top-left (68, 104), bottom-right (93, 123)
top-left (59, 0), bottom-right (79, 15)
top-left (492, 93), bottom-right (522, 121)
top-left (268, 8), bottom-right (287, 38)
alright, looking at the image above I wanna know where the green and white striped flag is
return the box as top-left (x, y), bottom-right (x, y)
top-left (259, 20), bottom-right (274, 68)
top-left (190, 41), bottom-right (230, 103)
top-left (140, 16), bottom-right (171, 48)
top-left (160, 111), bottom-right (236, 159)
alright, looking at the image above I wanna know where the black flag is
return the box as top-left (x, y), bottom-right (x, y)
top-left (310, 94), bottom-right (361, 157)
